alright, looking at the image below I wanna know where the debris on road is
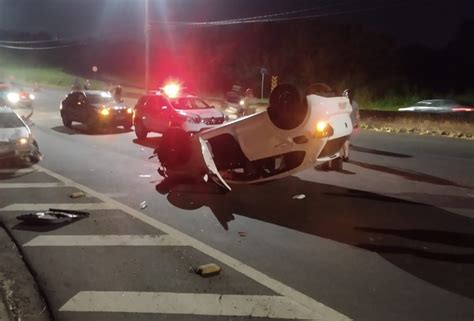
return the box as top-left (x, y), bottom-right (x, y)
top-left (69, 191), bottom-right (86, 198)
top-left (292, 194), bottom-right (306, 200)
top-left (194, 263), bottom-right (221, 277)
top-left (238, 231), bottom-right (247, 237)
top-left (140, 201), bottom-right (148, 209)
top-left (16, 208), bottom-right (90, 225)
top-left (139, 174), bottom-right (152, 178)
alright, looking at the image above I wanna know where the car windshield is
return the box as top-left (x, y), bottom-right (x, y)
top-left (0, 112), bottom-right (24, 128)
top-left (87, 94), bottom-right (112, 104)
top-left (170, 97), bottom-right (211, 110)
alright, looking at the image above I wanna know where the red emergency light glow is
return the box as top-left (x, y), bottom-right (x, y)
top-left (163, 83), bottom-right (181, 98)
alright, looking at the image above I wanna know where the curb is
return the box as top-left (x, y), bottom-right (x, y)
top-left (0, 225), bottom-right (52, 321)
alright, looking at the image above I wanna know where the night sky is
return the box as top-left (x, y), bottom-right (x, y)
top-left (0, 0), bottom-right (473, 48)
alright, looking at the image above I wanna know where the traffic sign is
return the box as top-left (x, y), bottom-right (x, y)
top-left (271, 76), bottom-right (278, 92)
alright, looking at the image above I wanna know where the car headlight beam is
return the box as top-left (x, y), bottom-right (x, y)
top-left (7, 92), bottom-right (20, 103)
top-left (17, 137), bottom-right (29, 145)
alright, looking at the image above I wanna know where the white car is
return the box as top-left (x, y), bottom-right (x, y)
top-left (0, 107), bottom-right (41, 164)
top-left (133, 84), bottom-right (225, 139)
top-left (154, 84), bottom-right (353, 191)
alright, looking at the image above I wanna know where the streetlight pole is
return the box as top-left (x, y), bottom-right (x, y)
top-left (144, 0), bottom-right (150, 92)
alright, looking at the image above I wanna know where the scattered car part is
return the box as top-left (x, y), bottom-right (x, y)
top-left (17, 208), bottom-right (89, 225)
top-left (70, 191), bottom-right (86, 198)
top-left (195, 263), bottom-right (221, 277)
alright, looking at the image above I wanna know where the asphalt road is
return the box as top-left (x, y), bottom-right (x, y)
top-left (1, 87), bottom-right (473, 321)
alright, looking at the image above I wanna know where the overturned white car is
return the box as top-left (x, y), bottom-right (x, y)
top-left (154, 84), bottom-right (353, 192)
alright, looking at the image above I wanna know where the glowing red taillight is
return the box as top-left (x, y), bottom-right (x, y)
top-left (452, 107), bottom-right (474, 112)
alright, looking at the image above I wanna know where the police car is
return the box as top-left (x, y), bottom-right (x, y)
top-left (133, 83), bottom-right (225, 139)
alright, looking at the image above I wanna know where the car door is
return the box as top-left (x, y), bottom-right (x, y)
top-left (145, 96), bottom-right (171, 133)
top-left (75, 93), bottom-right (89, 123)
top-left (63, 93), bottom-right (79, 121)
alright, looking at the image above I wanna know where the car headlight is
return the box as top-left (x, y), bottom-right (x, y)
top-left (239, 99), bottom-right (245, 106)
top-left (16, 137), bottom-right (29, 145)
top-left (100, 108), bottom-right (110, 116)
top-left (29, 94), bottom-right (35, 100)
top-left (7, 92), bottom-right (20, 103)
top-left (127, 107), bottom-right (133, 114)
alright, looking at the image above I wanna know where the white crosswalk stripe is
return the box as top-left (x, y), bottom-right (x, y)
top-left (59, 291), bottom-right (317, 319)
top-left (0, 183), bottom-right (63, 188)
top-left (23, 235), bottom-right (186, 247)
top-left (0, 168), bottom-right (43, 174)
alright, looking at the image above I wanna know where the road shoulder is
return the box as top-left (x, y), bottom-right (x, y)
top-left (0, 225), bottom-right (51, 321)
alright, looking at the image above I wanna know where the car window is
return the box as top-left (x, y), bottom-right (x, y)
top-left (137, 96), bottom-right (149, 108)
top-left (415, 101), bottom-right (432, 106)
top-left (147, 96), bottom-right (170, 109)
top-left (86, 94), bottom-right (111, 105)
top-left (0, 112), bottom-right (24, 128)
top-left (171, 98), bottom-right (211, 110)
top-left (65, 93), bottom-right (77, 104)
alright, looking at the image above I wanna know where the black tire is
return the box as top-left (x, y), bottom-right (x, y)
top-left (267, 84), bottom-right (307, 130)
top-left (62, 116), bottom-right (72, 128)
top-left (158, 127), bottom-right (192, 170)
top-left (134, 119), bottom-right (148, 139)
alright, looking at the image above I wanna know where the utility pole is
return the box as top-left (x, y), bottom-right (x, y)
top-left (144, 0), bottom-right (150, 92)
top-left (260, 67), bottom-right (268, 100)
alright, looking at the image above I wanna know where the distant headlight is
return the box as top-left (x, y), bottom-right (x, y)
top-left (29, 94), bottom-right (35, 100)
top-left (239, 99), bottom-right (245, 106)
top-left (127, 107), bottom-right (133, 114)
top-left (7, 92), bottom-right (20, 103)
top-left (100, 108), bottom-right (110, 116)
top-left (17, 137), bottom-right (29, 145)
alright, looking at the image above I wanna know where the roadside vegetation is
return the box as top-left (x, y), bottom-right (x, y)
top-left (1, 19), bottom-right (473, 111)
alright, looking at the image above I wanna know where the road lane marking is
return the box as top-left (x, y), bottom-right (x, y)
top-left (0, 168), bottom-right (43, 174)
top-left (0, 203), bottom-right (115, 212)
top-left (0, 183), bottom-right (63, 189)
top-left (59, 291), bottom-right (315, 319)
top-left (23, 235), bottom-right (186, 247)
top-left (36, 164), bottom-right (350, 321)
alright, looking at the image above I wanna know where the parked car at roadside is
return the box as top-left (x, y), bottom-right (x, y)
top-left (0, 107), bottom-right (41, 165)
top-left (60, 90), bottom-right (133, 131)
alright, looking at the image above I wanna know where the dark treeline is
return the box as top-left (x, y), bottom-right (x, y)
top-left (1, 20), bottom-right (473, 100)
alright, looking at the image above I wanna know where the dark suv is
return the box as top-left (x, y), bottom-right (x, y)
top-left (60, 90), bottom-right (133, 131)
